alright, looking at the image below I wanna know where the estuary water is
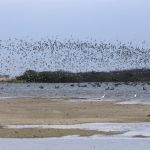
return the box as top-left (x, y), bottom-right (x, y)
top-left (0, 137), bottom-right (150, 150)
top-left (0, 82), bottom-right (150, 104)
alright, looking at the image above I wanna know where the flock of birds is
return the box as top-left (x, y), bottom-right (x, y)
top-left (0, 38), bottom-right (150, 76)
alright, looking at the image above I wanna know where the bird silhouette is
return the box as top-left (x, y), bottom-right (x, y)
top-left (0, 37), bottom-right (149, 78)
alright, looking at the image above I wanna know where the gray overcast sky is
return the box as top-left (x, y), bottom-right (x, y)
top-left (0, 0), bottom-right (150, 42)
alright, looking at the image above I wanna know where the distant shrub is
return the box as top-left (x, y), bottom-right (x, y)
top-left (16, 69), bottom-right (150, 83)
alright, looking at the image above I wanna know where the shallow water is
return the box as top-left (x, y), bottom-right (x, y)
top-left (6, 122), bottom-right (150, 138)
top-left (0, 82), bottom-right (150, 104)
top-left (0, 137), bottom-right (150, 150)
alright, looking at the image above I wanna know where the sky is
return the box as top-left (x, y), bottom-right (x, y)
top-left (0, 0), bottom-right (150, 76)
top-left (0, 0), bottom-right (150, 42)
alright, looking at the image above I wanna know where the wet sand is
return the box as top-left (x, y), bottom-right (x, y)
top-left (0, 97), bottom-right (150, 137)
top-left (0, 128), bottom-right (121, 138)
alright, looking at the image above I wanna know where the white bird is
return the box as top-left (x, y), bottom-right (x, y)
top-left (134, 94), bottom-right (137, 98)
top-left (101, 94), bottom-right (105, 99)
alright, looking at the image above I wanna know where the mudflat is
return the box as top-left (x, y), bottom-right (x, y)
top-left (0, 98), bottom-right (150, 125)
top-left (0, 128), bottom-right (121, 138)
top-left (0, 97), bottom-right (150, 138)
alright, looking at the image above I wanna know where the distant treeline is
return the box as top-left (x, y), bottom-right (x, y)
top-left (15, 69), bottom-right (150, 83)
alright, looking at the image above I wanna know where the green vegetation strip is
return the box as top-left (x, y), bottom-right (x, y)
top-left (15, 69), bottom-right (150, 83)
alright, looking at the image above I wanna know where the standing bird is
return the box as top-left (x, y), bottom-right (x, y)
top-left (100, 94), bottom-right (105, 100)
